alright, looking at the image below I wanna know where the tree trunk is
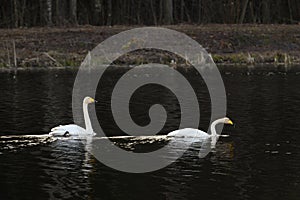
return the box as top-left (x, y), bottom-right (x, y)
top-left (55, 0), bottom-right (68, 25)
top-left (198, 0), bottom-right (202, 23)
top-left (262, 0), bottom-right (270, 23)
top-left (70, 0), bottom-right (77, 24)
top-left (13, 0), bottom-right (18, 27)
top-left (40, 0), bottom-right (52, 26)
top-left (184, 1), bottom-right (191, 23)
top-left (93, 0), bottom-right (102, 25)
top-left (180, 0), bottom-right (184, 22)
top-left (287, 0), bottom-right (293, 23)
top-left (107, 0), bottom-right (112, 26)
top-left (249, 0), bottom-right (257, 23)
top-left (137, 0), bottom-right (141, 24)
top-left (150, 0), bottom-right (157, 25)
top-left (46, 0), bottom-right (52, 25)
top-left (239, 0), bottom-right (249, 24)
top-left (159, 0), bottom-right (163, 23)
top-left (163, 0), bottom-right (173, 24)
top-left (19, 0), bottom-right (27, 26)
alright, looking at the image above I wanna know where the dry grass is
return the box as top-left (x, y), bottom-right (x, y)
top-left (0, 24), bottom-right (299, 67)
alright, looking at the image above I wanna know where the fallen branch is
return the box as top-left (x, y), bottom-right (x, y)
top-left (43, 52), bottom-right (63, 67)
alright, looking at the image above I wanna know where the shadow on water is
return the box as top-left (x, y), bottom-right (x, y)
top-left (0, 65), bottom-right (299, 199)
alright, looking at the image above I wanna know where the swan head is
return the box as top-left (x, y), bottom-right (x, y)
top-left (222, 117), bottom-right (233, 125)
top-left (83, 97), bottom-right (96, 104)
top-left (213, 117), bottom-right (234, 125)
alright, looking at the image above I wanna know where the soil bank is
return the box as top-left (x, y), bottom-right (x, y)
top-left (0, 24), bottom-right (299, 68)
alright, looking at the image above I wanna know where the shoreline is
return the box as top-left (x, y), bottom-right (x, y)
top-left (0, 24), bottom-right (299, 68)
top-left (1, 63), bottom-right (298, 73)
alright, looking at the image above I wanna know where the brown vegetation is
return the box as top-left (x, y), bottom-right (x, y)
top-left (0, 24), bottom-right (299, 68)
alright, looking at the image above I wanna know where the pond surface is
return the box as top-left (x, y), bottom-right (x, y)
top-left (0, 65), bottom-right (299, 200)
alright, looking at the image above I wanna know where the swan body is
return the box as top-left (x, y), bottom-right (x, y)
top-left (49, 125), bottom-right (87, 137)
top-left (167, 128), bottom-right (210, 140)
top-left (167, 117), bottom-right (233, 151)
top-left (49, 97), bottom-right (96, 137)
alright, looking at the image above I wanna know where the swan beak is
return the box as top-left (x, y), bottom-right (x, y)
top-left (228, 119), bottom-right (233, 125)
top-left (90, 98), bottom-right (97, 103)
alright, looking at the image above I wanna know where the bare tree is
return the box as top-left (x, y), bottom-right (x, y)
top-left (163, 0), bottom-right (173, 24)
top-left (56, 0), bottom-right (66, 25)
top-left (198, 0), bottom-right (202, 23)
top-left (19, 0), bottom-right (27, 26)
top-left (93, 0), bottom-right (103, 25)
top-left (137, 0), bottom-right (142, 24)
top-left (13, 0), bottom-right (18, 27)
top-left (107, 0), bottom-right (112, 26)
top-left (239, 0), bottom-right (249, 24)
top-left (1, 0), bottom-right (300, 27)
top-left (262, 0), bottom-right (271, 23)
top-left (46, 0), bottom-right (52, 25)
top-left (39, 0), bottom-right (52, 25)
top-left (287, 0), bottom-right (293, 23)
top-left (150, 0), bottom-right (157, 25)
top-left (70, 0), bottom-right (77, 24)
top-left (180, 0), bottom-right (184, 22)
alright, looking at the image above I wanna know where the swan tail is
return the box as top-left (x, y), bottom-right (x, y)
top-left (50, 125), bottom-right (65, 132)
top-left (220, 134), bottom-right (229, 137)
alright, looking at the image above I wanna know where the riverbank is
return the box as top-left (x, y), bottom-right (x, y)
top-left (0, 24), bottom-right (299, 68)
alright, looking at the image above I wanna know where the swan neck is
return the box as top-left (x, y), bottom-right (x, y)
top-left (210, 119), bottom-right (223, 148)
top-left (210, 119), bottom-right (221, 136)
top-left (83, 102), bottom-right (93, 134)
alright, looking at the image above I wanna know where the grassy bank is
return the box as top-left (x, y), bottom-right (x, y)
top-left (0, 24), bottom-right (299, 68)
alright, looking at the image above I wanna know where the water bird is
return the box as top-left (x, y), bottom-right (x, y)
top-left (167, 117), bottom-right (234, 149)
top-left (49, 97), bottom-right (96, 137)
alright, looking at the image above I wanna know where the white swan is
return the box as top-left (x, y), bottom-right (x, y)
top-left (167, 117), bottom-right (233, 157)
top-left (49, 97), bottom-right (96, 137)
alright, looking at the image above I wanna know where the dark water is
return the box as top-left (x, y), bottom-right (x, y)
top-left (0, 65), bottom-right (299, 200)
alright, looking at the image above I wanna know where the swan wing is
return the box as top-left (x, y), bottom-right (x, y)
top-left (167, 128), bottom-right (210, 139)
top-left (49, 124), bottom-right (86, 136)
